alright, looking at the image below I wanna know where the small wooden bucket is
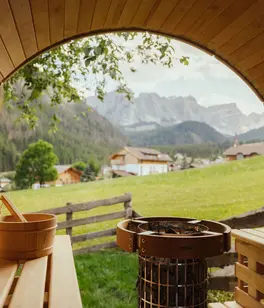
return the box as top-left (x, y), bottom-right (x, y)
top-left (0, 213), bottom-right (57, 260)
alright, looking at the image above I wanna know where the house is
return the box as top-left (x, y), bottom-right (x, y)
top-left (110, 147), bottom-right (172, 176)
top-left (223, 142), bottom-right (264, 161)
top-left (49, 165), bottom-right (82, 185)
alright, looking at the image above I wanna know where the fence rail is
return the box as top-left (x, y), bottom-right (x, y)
top-left (37, 193), bottom-right (264, 292)
top-left (38, 193), bottom-right (132, 255)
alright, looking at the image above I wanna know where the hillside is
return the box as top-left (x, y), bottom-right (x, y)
top-left (125, 121), bottom-right (227, 146)
top-left (0, 102), bottom-right (127, 172)
top-left (88, 91), bottom-right (264, 135)
top-left (238, 126), bottom-right (264, 142)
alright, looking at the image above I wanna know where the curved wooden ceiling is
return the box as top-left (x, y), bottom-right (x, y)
top-left (0, 0), bottom-right (264, 102)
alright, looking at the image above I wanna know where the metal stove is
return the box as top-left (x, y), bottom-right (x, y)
top-left (117, 217), bottom-right (231, 308)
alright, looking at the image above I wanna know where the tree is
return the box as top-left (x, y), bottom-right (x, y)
top-left (3, 32), bottom-right (189, 129)
top-left (72, 161), bottom-right (86, 172)
top-left (88, 156), bottom-right (100, 176)
top-left (15, 140), bottom-right (58, 189)
top-left (81, 165), bottom-right (96, 182)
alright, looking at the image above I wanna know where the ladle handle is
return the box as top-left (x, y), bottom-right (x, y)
top-left (0, 195), bottom-right (27, 222)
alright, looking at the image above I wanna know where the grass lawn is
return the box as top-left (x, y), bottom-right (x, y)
top-left (4, 156), bottom-right (264, 307)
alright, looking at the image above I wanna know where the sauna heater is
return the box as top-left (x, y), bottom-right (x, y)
top-left (117, 217), bottom-right (231, 308)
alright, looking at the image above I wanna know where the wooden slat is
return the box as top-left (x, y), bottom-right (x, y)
top-left (104, 0), bottom-right (127, 28)
top-left (145, 0), bottom-right (180, 30)
top-left (236, 262), bottom-right (264, 294)
top-left (57, 210), bottom-right (125, 230)
top-left (64, 0), bottom-right (80, 38)
top-left (73, 241), bottom-right (117, 255)
top-left (198, 0), bottom-right (253, 44)
top-left (8, 0), bottom-right (38, 57)
top-left (77, 0), bottom-right (96, 33)
top-left (91, 0), bottom-right (112, 30)
top-left (247, 61), bottom-right (264, 81)
top-left (0, 37), bottom-right (14, 77)
top-left (241, 228), bottom-right (264, 239)
top-left (232, 229), bottom-right (264, 250)
top-left (235, 287), bottom-right (264, 308)
top-left (0, 260), bottom-right (18, 308)
top-left (30, 0), bottom-right (50, 50)
top-left (230, 31), bottom-right (264, 64)
top-left (39, 194), bottom-right (131, 215)
top-left (173, 0), bottom-right (215, 35)
top-left (162, 0), bottom-right (197, 34)
top-left (238, 47), bottom-right (264, 71)
top-left (208, 1), bottom-right (263, 49)
top-left (236, 239), bottom-right (264, 265)
top-left (9, 257), bottom-right (47, 308)
top-left (130, 0), bottom-right (159, 28)
top-left (186, 0), bottom-right (231, 38)
top-left (48, 0), bottom-right (65, 44)
top-left (0, 0), bottom-right (25, 66)
top-left (218, 12), bottom-right (264, 56)
top-left (72, 227), bottom-right (116, 243)
top-left (49, 236), bottom-right (82, 308)
top-left (117, 0), bottom-right (141, 27)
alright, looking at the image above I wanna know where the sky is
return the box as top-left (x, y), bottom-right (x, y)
top-left (80, 35), bottom-right (264, 115)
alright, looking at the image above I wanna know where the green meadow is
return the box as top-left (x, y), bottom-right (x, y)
top-left (4, 156), bottom-right (264, 307)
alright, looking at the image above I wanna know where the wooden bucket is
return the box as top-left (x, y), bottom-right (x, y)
top-left (0, 213), bottom-right (57, 260)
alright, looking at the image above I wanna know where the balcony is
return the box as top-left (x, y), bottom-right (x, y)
top-left (110, 159), bottom-right (125, 165)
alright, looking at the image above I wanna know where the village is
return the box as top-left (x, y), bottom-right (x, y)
top-left (1, 139), bottom-right (263, 192)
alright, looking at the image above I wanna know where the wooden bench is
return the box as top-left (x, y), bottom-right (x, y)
top-left (0, 235), bottom-right (82, 308)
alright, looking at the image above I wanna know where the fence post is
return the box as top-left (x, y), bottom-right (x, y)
top-left (66, 202), bottom-right (73, 243)
top-left (124, 193), bottom-right (132, 218)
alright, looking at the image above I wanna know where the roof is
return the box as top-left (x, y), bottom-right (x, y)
top-left (55, 165), bottom-right (82, 175)
top-left (111, 147), bottom-right (172, 162)
top-left (0, 1), bottom-right (264, 103)
top-left (112, 170), bottom-right (135, 177)
top-left (223, 143), bottom-right (264, 156)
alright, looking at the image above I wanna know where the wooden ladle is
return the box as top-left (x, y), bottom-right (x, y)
top-left (0, 195), bottom-right (27, 222)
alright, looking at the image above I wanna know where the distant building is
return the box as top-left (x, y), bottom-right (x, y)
top-left (224, 142), bottom-right (264, 161)
top-left (48, 165), bottom-right (82, 185)
top-left (110, 147), bottom-right (172, 176)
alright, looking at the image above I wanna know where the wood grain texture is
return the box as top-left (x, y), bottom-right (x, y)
top-left (49, 236), bottom-right (82, 308)
top-left (238, 47), bottom-right (264, 71)
top-left (198, 0), bottom-right (253, 44)
top-left (145, 0), bottom-right (180, 30)
top-left (77, 0), bottom-right (96, 33)
top-left (130, 0), bottom-right (158, 28)
top-left (91, 0), bottom-right (112, 30)
top-left (0, 260), bottom-right (18, 307)
top-left (38, 193), bottom-right (132, 215)
top-left (64, 0), bottom-right (80, 37)
top-left (104, 0), bottom-right (127, 28)
top-left (9, 257), bottom-right (47, 308)
top-left (0, 37), bottom-right (14, 77)
top-left (0, 0), bottom-right (25, 66)
top-left (235, 287), bottom-right (264, 308)
top-left (232, 229), bottom-right (264, 250)
top-left (57, 210), bottom-right (125, 230)
top-left (72, 227), bottom-right (116, 243)
top-left (48, 0), bottom-right (65, 44)
top-left (162, 0), bottom-right (197, 34)
top-left (236, 239), bottom-right (264, 265)
top-left (218, 12), bottom-right (264, 56)
top-left (8, 0), bottom-right (38, 57)
top-left (30, 0), bottom-right (50, 50)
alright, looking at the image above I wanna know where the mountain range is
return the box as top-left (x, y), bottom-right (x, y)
top-left (87, 92), bottom-right (264, 136)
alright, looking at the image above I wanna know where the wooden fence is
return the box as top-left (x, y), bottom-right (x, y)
top-left (39, 194), bottom-right (264, 292)
top-left (38, 193), bottom-right (133, 256)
